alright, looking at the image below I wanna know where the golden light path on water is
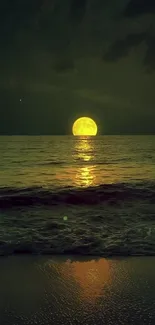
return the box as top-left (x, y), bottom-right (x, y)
top-left (73, 136), bottom-right (118, 187)
top-left (51, 135), bottom-right (111, 187)
top-left (74, 137), bottom-right (96, 187)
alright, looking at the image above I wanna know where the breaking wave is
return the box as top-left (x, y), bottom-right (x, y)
top-left (1, 182), bottom-right (155, 257)
top-left (0, 181), bottom-right (155, 209)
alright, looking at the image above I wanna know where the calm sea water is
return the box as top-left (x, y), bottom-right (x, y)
top-left (0, 135), bottom-right (155, 188)
top-left (0, 135), bottom-right (155, 256)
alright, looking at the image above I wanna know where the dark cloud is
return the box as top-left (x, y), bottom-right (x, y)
top-left (103, 0), bottom-right (155, 70)
top-left (144, 37), bottom-right (155, 71)
top-left (53, 57), bottom-right (75, 73)
top-left (1, 0), bottom-right (155, 134)
top-left (0, 0), bottom-right (42, 32)
top-left (124, 0), bottom-right (155, 17)
top-left (69, 0), bottom-right (87, 25)
top-left (103, 33), bottom-right (146, 62)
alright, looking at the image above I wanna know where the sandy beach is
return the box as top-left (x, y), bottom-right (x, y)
top-left (1, 256), bottom-right (155, 325)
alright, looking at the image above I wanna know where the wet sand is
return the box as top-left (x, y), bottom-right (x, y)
top-left (1, 256), bottom-right (155, 325)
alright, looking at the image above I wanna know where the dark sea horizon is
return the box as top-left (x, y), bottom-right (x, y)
top-left (1, 135), bottom-right (155, 256)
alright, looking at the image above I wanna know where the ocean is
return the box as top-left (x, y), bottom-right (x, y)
top-left (0, 135), bottom-right (155, 256)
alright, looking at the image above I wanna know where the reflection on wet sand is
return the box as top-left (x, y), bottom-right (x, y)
top-left (1, 256), bottom-right (155, 324)
top-left (62, 258), bottom-right (111, 303)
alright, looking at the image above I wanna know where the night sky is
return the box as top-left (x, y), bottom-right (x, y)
top-left (1, 0), bottom-right (155, 135)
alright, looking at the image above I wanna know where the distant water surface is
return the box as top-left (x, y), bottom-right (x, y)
top-left (0, 135), bottom-right (155, 188)
top-left (0, 135), bottom-right (155, 256)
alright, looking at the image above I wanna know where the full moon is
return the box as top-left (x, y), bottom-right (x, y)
top-left (72, 117), bottom-right (98, 136)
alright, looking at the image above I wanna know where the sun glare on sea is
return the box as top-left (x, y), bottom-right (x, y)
top-left (72, 117), bottom-right (98, 136)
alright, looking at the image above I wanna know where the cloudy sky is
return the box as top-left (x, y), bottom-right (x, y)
top-left (0, 0), bottom-right (155, 134)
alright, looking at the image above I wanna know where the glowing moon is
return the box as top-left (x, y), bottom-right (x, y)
top-left (72, 117), bottom-right (98, 136)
